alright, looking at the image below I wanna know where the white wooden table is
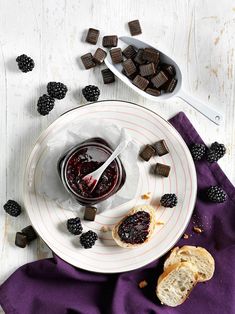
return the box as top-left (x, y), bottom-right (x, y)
top-left (0, 0), bottom-right (234, 312)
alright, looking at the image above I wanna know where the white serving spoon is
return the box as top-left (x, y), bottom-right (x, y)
top-left (104, 36), bottom-right (223, 126)
top-left (81, 139), bottom-right (129, 192)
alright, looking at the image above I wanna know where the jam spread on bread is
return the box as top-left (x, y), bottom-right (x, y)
top-left (118, 211), bottom-right (150, 244)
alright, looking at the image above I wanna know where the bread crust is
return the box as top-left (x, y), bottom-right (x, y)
top-left (163, 245), bottom-right (215, 282)
top-left (112, 205), bottom-right (156, 248)
top-left (156, 262), bottom-right (198, 307)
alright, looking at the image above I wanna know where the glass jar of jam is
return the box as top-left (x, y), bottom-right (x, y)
top-left (58, 138), bottom-right (126, 205)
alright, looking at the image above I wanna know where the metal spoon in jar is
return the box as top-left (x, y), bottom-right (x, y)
top-left (81, 140), bottom-right (129, 192)
top-left (104, 36), bottom-right (223, 126)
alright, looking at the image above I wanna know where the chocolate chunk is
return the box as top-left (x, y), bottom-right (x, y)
top-left (153, 140), bottom-right (169, 156)
top-left (110, 48), bottom-right (123, 64)
top-left (146, 88), bottom-right (161, 96)
top-left (102, 68), bottom-right (115, 84)
top-left (142, 48), bottom-right (160, 63)
top-left (128, 20), bottom-right (142, 36)
top-left (81, 53), bottom-right (96, 69)
top-left (151, 71), bottom-right (168, 88)
top-left (123, 59), bottom-right (137, 76)
top-left (15, 232), bottom-right (28, 248)
top-left (84, 206), bottom-right (97, 221)
top-left (122, 45), bottom-right (137, 59)
top-left (93, 48), bottom-right (107, 65)
top-left (86, 28), bottom-right (100, 45)
top-left (134, 49), bottom-right (145, 65)
top-left (139, 63), bottom-right (156, 77)
top-left (162, 63), bottom-right (176, 77)
top-left (155, 163), bottom-right (171, 177)
top-left (162, 78), bottom-right (177, 93)
top-left (132, 75), bottom-right (149, 90)
top-left (122, 69), bottom-right (136, 80)
top-left (139, 144), bottom-right (156, 161)
top-left (21, 225), bottom-right (37, 242)
top-left (102, 35), bottom-right (118, 48)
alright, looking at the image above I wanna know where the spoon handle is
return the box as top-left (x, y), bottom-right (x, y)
top-left (178, 89), bottom-right (223, 125)
top-left (95, 140), bottom-right (129, 174)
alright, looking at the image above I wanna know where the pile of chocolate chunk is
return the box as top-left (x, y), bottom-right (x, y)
top-left (80, 19), bottom-right (177, 95)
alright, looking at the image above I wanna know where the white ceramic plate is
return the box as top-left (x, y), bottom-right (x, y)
top-left (23, 100), bottom-right (197, 273)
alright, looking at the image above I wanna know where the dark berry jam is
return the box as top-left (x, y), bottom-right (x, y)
top-left (65, 146), bottom-right (118, 198)
top-left (118, 211), bottom-right (150, 244)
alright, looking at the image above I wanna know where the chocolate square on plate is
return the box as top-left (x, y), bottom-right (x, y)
top-left (128, 20), bottom-right (142, 36)
top-left (93, 48), bottom-right (107, 64)
top-left (154, 140), bottom-right (169, 156)
top-left (155, 163), bottom-right (171, 177)
top-left (139, 144), bottom-right (156, 161)
top-left (81, 53), bottom-right (96, 69)
top-left (102, 35), bottom-right (118, 48)
top-left (86, 28), bottom-right (100, 45)
top-left (84, 206), bottom-right (97, 221)
top-left (110, 48), bottom-right (123, 64)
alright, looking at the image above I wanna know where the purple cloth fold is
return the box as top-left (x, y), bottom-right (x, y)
top-left (1, 112), bottom-right (235, 314)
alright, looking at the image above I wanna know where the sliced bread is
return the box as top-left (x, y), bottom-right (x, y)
top-left (156, 262), bottom-right (198, 307)
top-left (112, 205), bottom-right (156, 248)
top-left (164, 246), bottom-right (215, 282)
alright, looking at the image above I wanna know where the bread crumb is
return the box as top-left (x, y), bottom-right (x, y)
top-left (138, 280), bottom-right (148, 288)
top-left (193, 226), bottom-right (203, 234)
top-left (141, 192), bottom-right (151, 200)
top-left (183, 233), bottom-right (189, 239)
top-left (156, 221), bottom-right (165, 225)
top-left (100, 226), bottom-right (109, 232)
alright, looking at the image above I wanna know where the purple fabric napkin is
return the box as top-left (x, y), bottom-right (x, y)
top-left (1, 112), bottom-right (235, 314)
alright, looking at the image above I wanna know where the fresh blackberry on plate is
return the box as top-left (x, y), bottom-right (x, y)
top-left (207, 186), bottom-right (227, 203)
top-left (82, 85), bottom-right (100, 102)
top-left (16, 54), bottom-right (35, 72)
top-left (206, 142), bottom-right (226, 163)
top-left (3, 200), bottom-right (22, 217)
top-left (80, 230), bottom-right (98, 249)
top-left (37, 94), bottom-right (55, 116)
top-left (160, 193), bottom-right (178, 208)
top-left (67, 217), bottom-right (83, 235)
top-left (47, 82), bottom-right (68, 99)
top-left (190, 143), bottom-right (206, 161)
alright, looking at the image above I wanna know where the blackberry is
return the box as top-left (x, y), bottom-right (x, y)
top-left (190, 143), bottom-right (206, 161)
top-left (206, 142), bottom-right (226, 163)
top-left (16, 54), bottom-right (35, 72)
top-left (207, 186), bottom-right (227, 203)
top-left (3, 200), bottom-right (22, 217)
top-left (37, 94), bottom-right (55, 116)
top-left (82, 85), bottom-right (100, 102)
top-left (67, 217), bottom-right (83, 235)
top-left (80, 230), bottom-right (98, 249)
top-left (47, 82), bottom-right (68, 100)
top-left (160, 193), bottom-right (178, 208)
